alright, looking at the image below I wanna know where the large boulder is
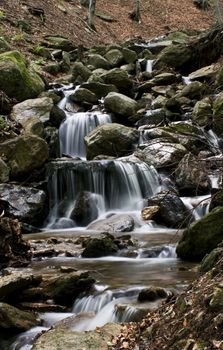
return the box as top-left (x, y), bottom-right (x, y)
top-left (87, 54), bottom-right (110, 70)
top-left (213, 92), bottom-right (223, 136)
top-left (84, 123), bottom-right (138, 159)
top-left (42, 35), bottom-right (76, 51)
top-left (176, 206), bottom-right (223, 261)
top-left (100, 68), bottom-right (132, 92)
top-left (104, 92), bottom-right (138, 117)
top-left (70, 87), bottom-right (98, 105)
top-left (147, 191), bottom-right (191, 228)
top-left (0, 51), bottom-right (45, 101)
top-left (82, 82), bottom-right (118, 98)
top-left (105, 49), bottom-right (124, 67)
top-left (0, 302), bottom-right (40, 331)
top-left (32, 323), bottom-right (122, 350)
top-left (0, 218), bottom-right (31, 269)
top-left (0, 134), bottom-right (49, 178)
top-left (72, 62), bottom-right (92, 83)
top-left (175, 153), bottom-right (211, 195)
top-left (11, 97), bottom-right (54, 125)
top-left (0, 184), bottom-right (47, 226)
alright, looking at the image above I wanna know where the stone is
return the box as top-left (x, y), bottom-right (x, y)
top-left (0, 218), bottom-right (31, 269)
top-left (72, 62), bottom-right (92, 82)
top-left (189, 64), bottom-right (218, 82)
top-left (147, 191), bottom-right (191, 228)
top-left (176, 206), bottom-right (223, 261)
top-left (11, 97), bottom-right (54, 124)
top-left (138, 287), bottom-right (168, 302)
top-left (0, 184), bottom-right (47, 225)
top-left (81, 82), bottom-right (118, 98)
top-left (84, 123), bottom-right (138, 159)
top-left (179, 81), bottom-right (205, 100)
top-left (0, 51), bottom-right (45, 102)
top-left (141, 206), bottom-right (159, 220)
top-left (105, 49), bottom-right (124, 67)
top-left (0, 90), bottom-right (12, 114)
top-left (100, 68), bottom-right (132, 92)
top-left (0, 302), bottom-right (40, 331)
top-left (44, 126), bottom-right (60, 158)
top-left (49, 105), bottom-right (66, 128)
top-left (42, 35), bottom-right (76, 52)
top-left (20, 117), bottom-right (44, 138)
top-left (209, 287), bottom-right (223, 311)
top-left (151, 72), bottom-right (179, 85)
top-left (122, 47), bottom-right (137, 63)
top-left (87, 213), bottom-right (135, 232)
top-left (154, 43), bottom-right (192, 71)
top-left (200, 247), bottom-right (223, 273)
top-left (70, 87), bottom-right (98, 105)
top-left (87, 54), bottom-right (110, 70)
top-left (104, 92), bottom-right (138, 117)
top-left (192, 97), bottom-right (212, 127)
top-left (82, 236), bottom-right (118, 258)
top-left (32, 323), bottom-right (122, 350)
top-left (70, 191), bottom-right (98, 226)
top-left (0, 158), bottom-right (9, 182)
top-left (213, 92), bottom-right (223, 136)
top-left (0, 134), bottom-right (49, 178)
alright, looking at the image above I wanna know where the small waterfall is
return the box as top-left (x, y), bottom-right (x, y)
top-left (146, 59), bottom-right (154, 73)
top-left (181, 195), bottom-right (211, 221)
top-left (46, 159), bottom-right (161, 228)
top-left (73, 290), bottom-right (113, 314)
top-left (59, 112), bottom-right (112, 158)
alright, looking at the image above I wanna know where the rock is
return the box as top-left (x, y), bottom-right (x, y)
top-left (105, 49), bottom-right (124, 67)
top-left (84, 123), bottom-right (138, 159)
top-left (44, 126), bottom-right (60, 158)
top-left (32, 323), bottom-right (122, 350)
top-left (104, 92), bottom-right (138, 117)
top-left (175, 153), bottom-right (211, 195)
top-left (20, 117), bottom-right (44, 138)
top-left (43, 62), bottom-right (61, 75)
top-left (87, 54), bottom-right (110, 70)
top-left (0, 134), bottom-right (49, 178)
top-left (82, 236), bottom-right (118, 257)
top-left (209, 287), bottom-right (223, 311)
top-left (0, 91), bottom-right (12, 114)
top-left (50, 105), bottom-right (66, 128)
top-left (70, 191), bottom-right (99, 226)
top-left (42, 35), bottom-right (76, 51)
top-left (200, 247), bottom-right (223, 273)
top-left (0, 184), bottom-right (47, 226)
top-left (122, 47), bottom-right (137, 63)
top-left (147, 191), bottom-right (191, 228)
top-left (213, 92), bottom-right (223, 136)
top-left (100, 68), bottom-right (132, 92)
top-left (189, 64), bottom-right (218, 82)
top-left (150, 72), bottom-right (179, 85)
top-left (138, 287), bottom-right (168, 302)
top-left (11, 97), bottom-right (54, 124)
top-left (0, 37), bottom-right (11, 53)
top-left (40, 271), bottom-right (95, 306)
top-left (82, 82), bottom-right (118, 98)
top-left (87, 213), bottom-right (135, 232)
top-left (192, 97), bottom-right (212, 127)
top-left (0, 158), bottom-right (9, 182)
top-left (137, 140), bottom-right (187, 169)
top-left (179, 81), bottom-right (205, 100)
top-left (154, 43), bottom-right (192, 71)
top-left (141, 206), bottom-right (159, 220)
top-left (0, 302), bottom-right (40, 331)
top-left (72, 62), bottom-right (92, 82)
top-left (0, 272), bottom-right (40, 302)
top-left (176, 206), bottom-right (223, 261)
top-left (70, 87), bottom-right (98, 105)
top-left (0, 51), bottom-right (45, 102)
top-left (0, 218), bottom-right (31, 269)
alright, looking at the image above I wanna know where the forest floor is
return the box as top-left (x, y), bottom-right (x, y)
top-left (0, 0), bottom-right (219, 55)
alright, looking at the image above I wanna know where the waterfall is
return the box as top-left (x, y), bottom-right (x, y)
top-left (45, 159), bottom-right (161, 228)
top-left (59, 112), bottom-right (112, 158)
top-left (146, 59), bottom-right (154, 73)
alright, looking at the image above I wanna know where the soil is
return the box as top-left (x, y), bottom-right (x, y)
top-left (0, 0), bottom-right (219, 56)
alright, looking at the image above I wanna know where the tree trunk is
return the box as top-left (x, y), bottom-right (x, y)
top-left (134, 0), bottom-right (141, 22)
top-left (214, 0), bottom-right (223, 24)
top-left (88, 0), bottom-right (96, 31)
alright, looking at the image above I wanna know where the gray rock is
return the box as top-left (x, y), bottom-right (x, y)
top-left (192, 97), bottom-right (212, 127)
top-left (70, 191), bottom-right (98, 226)
top-left (70, 87), bottom-right (98, 105)
top-left (87, 54), bottom-right (110, 70)
top-left (100, 68), bottom-right (132, 91)
top-left (81, 82), bottom-right (118, 98)
top-left (87, 213), bottom-right (135, 232)
top-left (104, 92), bottom-right (138, 117)
top-left (105, 49), bottom-right (124, 67)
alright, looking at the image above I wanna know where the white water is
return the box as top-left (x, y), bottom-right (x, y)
top-left (146, 59), bottom-right (154, 73)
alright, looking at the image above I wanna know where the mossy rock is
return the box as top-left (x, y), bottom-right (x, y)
top-left (176, 206), bottom-right (223, 261)
top-left (82, 236), bottom-right (118, 258)
top-left (0, 51), bottom-right (45, 101)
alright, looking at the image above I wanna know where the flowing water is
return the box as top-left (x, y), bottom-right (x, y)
top-left (9, 81), bottom-right (221, 349)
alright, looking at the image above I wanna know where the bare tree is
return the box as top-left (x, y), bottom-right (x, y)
top-left (88, 0), bottom-right (96, 30)
top-left (214, 0), bottom-right (223, 24)
top-left (134, 0), bottom-right (141, 22)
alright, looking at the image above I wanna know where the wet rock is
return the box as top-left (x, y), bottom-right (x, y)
top-left (0, 51), bottom-right (45, 102)
top-left (179, 81), bottom-right (205, 100)
top-left (150, 72), bottom-right (179, 85)
top-left (0, 302), bottom-right (40, 331)
top-left (11, 97), bottom-right (54, 125)
top-left (49, 105), bottom-right (66, 128)
top-left (136, 140), bottom-right (187, 169)
top-left (175, 153), bottom-right (211, 195)
top-left (100, 68), bottom-right (132, 92)
top-left (32, 323), bottom-right (122, 350)
top-left (122, 47), bottom-right (137, 63)
top-left (20, 117), bottom-right (44, 138)
top-left (0, 134), bottom-right (49, 178)
top-left (213, 92), bottom-right (223, 136)
top-left (200, 247), bottom-right (223, 273)
top-left (141, 206), bottom-right (159, 220)
top-left (44, 126), bottom-right (60, 158)
top-left (138, 287), bottom-right (168, 302)
top-left (104, 92), bottom-right (138, 117)
top-left (0, 218), bottom-right (31, 269)
top-left (82, 236), bottom-right (118, 258)
top-left (40, 271), bottom-right (95, 306)
top-left (70, 191), bottom-right (99, 226)
top-left (87, 213), bottom-right (135, 232)
top-left (115, 303), bottom-right (150, 322)
top-left (0, 184), bottom-right (47, 226)
top-left (85, 123), bottom-right (138, 159)
top-left (176, 206), bottom-right (223, 261)
top-left (147, 191), bottom-right (191, 228)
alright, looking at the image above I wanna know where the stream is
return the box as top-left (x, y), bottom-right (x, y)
top-left (9, 79), bottom-right (221, 349)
